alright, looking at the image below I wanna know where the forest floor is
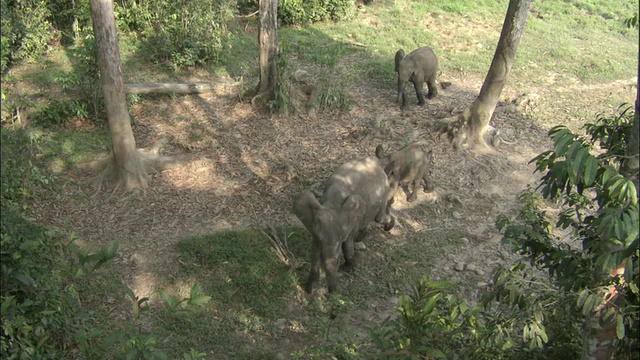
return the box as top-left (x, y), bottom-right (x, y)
top-left (26, 64), bottom-right (636, 357)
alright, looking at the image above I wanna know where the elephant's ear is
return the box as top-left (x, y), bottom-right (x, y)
top-left (394, 49), bottom-right (406, 72)
top-left (342, 195), bottom-right (364, 225)
top-left (294, 190), bottom-right (321, 232)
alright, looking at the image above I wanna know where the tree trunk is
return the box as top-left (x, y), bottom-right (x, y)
top-left (254, 0), bottom-right (278, 104)
top-left (458, 0), bottom-right (532, 150)
top-left (89, 0), bottom-right (148, 190)
top-left (621, 41), bottom-right (639, 192)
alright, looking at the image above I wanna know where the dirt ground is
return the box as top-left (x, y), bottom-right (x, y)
top-left (27, 68), bottom-right (636, 354)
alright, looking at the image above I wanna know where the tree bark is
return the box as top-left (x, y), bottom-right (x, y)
top-left (254, 0), bottom-right (278, 104)
top-left (620, 37), bottom-right (639, 192)
top-left (458, 0), bottom-right (532, 150)
top-left (90, 0), bottom-right (148, 190)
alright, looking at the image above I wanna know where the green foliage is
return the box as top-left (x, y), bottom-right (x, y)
top-left (372, 277), bottom-right (498, 360)
top-left (0, 207), bottom-right (72, 359)
top-left (0, 128), bottom-right (50, 207)
top-left (159, 283), bottom-right (212, 316)
top-left (312, 73), bottom-right (352, 111)
top-left (238, 0), bottom-right (354, 25)
top-left (496, 105), bottom-right (639, 357)
top-left (135, 0), bottom-right (230, 69)
top-left (624, 13), bottom-right (638, 28)
top-left (0, 0), bottom-right (56, 73)
top-left (584, 105), bottom-right (635, 166)
top-left (177, 228), bottom-right (303, 317)
top-left (31, 99), bottom-right (90, 127)
top-left (268, 49), bottom-right (291, 113)
top-left (278, 0), bottom-right (306, 25)
top-left (484, 261), bottom-right (583, 358)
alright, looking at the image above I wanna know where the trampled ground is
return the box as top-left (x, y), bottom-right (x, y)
top-left (25, 60), bottom-right (636, 356)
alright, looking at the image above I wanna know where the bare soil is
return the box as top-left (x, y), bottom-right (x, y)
top-left (27, 68), bottom-right (636, 356)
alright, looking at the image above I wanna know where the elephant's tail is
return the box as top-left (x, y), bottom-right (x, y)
top-left (394, 49), bottom-right (406, 72)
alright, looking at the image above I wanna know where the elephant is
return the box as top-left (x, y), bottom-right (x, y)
top-left (394, 46), bottom-right (439, 109)
top-left (375, 143), bottom-right (434, 202)
top-left (293, 156), bottom-right (396, 294)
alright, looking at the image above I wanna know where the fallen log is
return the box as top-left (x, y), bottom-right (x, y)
top-left (124, 82), bottom-right (240, 95)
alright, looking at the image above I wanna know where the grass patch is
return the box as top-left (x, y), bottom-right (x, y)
top-left (149, 227), bottom-right (310, 356)
top-left (176, 228), bottom-right (305, 316)
top-left (33, 128), bottom-right (112, 174)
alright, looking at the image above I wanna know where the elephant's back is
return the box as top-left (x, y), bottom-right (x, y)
top-left (324, 157), bottom-right (388, 223)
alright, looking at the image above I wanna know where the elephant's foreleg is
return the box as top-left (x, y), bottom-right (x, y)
top-left (407, 178), bottom-right (419, 202)
top-left (421, 173), bottom-right (435, 193)
top-left (376, 179), bottom-right (397, 231)
top-left (323, 248), bottom-right (340, 293)
top-left (305, 240), bottom-right (322, 293)
top-left (340, 238), bottom-right (355, 273)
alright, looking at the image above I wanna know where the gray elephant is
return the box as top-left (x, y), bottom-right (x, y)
top-left (293, 156), bottom-right (396, 294)
top-left (394, 46), bottom-right (439, 109)
top-left (376, 143), bottom-right (434, 202)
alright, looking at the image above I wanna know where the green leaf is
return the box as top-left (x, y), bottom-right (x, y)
top-left (188, 295), bottom-right (211, 306)
top-left (422, 293), bottom-right (441, 314)
top-left (571, 147), bottom-right (588, 182)
top-left (551, 128), bottom-right (572, 154)
top-left (616, 314), bottom-right (625, 340)
top-left (125, 286), bottom-right (136, 301)
top-left (190, 283), bottom-right (202, 298)
top-left (577, 289), bottom-right (590, 309)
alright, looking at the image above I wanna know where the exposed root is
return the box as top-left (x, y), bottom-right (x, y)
top-left (78, 138), bottom-right (193, 194)
top-left (487, 125), bottom-right (518, 147)
top-left (432, 110), bottom-right (515, 153)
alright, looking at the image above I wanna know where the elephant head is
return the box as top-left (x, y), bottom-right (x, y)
top-left (294, 190), bottom-right (365, 294)
top-left (394, 47), bottom-right (439, 109)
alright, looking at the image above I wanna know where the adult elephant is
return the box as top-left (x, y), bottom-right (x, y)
top-left (293, 156), bottom-right (396, 294)
top-left (394, 46), bottom-right (439, 109)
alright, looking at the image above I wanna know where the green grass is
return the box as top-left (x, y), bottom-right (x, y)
top-left (34, 128), bottom-right (112, 174)
top-left (149, 227), bottom-right (310, 357)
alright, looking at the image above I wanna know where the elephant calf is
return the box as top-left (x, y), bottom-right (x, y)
top-left (294, 156), bottom-right (396, 294)
top-left (375, 144), bottom-right (434, 202)
top-left (395, 46), bottom-right (439, 109)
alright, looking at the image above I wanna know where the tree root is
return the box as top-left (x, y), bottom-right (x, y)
top-left (432, 110), bottom-right (516, 152)
top-left (78, 138), bottom-right (193, 195)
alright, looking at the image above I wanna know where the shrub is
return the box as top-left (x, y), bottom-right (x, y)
top-left (237, 0), bottom-right (355, 25)
top-left (496, 105), bottom-right (639, 358)
top-left (138, 0), bottom-right (230, 69)
top-left (0, 206), bottom-right (75, 359)
top-left (0, 128), bottom-right (50, 206)
top-left (0, 0), bottom-right (57, 73)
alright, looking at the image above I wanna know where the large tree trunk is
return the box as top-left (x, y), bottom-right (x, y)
top-left (621, 44), bottom-right (639, 191)
top-left (455, 0), bottom-right (531, 151)
top-left (253, 0), bottom-right (278, 106)
top-left (89, 0), bottom-right (148, 190)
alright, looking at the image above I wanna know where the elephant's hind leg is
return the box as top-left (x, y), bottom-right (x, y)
top-left (414, 80), bottom-right (426, 106)
top-left (426, 75), bottom-right (438, 99)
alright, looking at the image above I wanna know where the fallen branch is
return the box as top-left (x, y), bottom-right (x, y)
top-left (124, 82), bottom-right (239, 95)
top-left (344, 39), bottom-right (368, 47)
